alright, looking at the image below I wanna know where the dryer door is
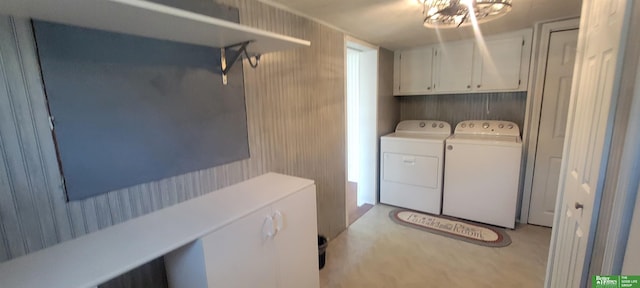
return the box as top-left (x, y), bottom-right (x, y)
top-left (383, 153), bottom-right (439, 189)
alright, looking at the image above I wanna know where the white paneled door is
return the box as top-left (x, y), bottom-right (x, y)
top-left (529, 29), bottom-right (579, 227)
top-left (547, 0), bottom-right (630, 287)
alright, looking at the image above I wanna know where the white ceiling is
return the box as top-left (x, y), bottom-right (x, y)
top-left (260, 0), bottom-right (582, 50)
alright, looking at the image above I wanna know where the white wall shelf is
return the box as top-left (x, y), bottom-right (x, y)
top-left (0, 0), bottom-right (310, 55)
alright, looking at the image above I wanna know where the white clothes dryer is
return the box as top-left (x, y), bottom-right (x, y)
top-left (380, 120), bottom-right (451, 214)
top-left (442, 120), bottom-right (522, 229)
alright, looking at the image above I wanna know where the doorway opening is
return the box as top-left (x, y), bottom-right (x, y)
top-left (346, 39), bottom-right (378, 225)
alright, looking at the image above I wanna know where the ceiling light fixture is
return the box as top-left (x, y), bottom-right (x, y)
top-left (420, 0), bottom-right (512, 28)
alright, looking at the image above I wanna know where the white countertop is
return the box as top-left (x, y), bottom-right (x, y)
top-left (0, 172), bottom-right (314, 288)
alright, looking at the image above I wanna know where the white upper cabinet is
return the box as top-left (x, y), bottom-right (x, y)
top-left (472, 30), bottom-right (533, 91)
top-left (393, 28), bottom-right (532, 96)
top-left (394, 47), bottom-right (434, 95)
top-left (433, 41), bottom-right (475, 93)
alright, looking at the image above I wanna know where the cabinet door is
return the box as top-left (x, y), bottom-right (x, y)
top-left (201, 206), bottom-right (278, 288)
top-left (272, 185), bottom-right (319, 288)
top-left (472, 35), bottom-right (524, 91)
top-left (433, 41), bottom-right (474, 93)
top-left (397, 47), bottom-right (433, 95)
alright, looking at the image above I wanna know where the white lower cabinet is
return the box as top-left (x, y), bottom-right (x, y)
top-left (0, 173), bottom-right (315, 288)
top-left (272, 186), bottom-right (319, 288)
top-left (204, 205), bottom-right (279, 288)
top-left (165, 185), bottom-right (319, 288)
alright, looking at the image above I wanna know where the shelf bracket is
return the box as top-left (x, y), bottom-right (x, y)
top-left (221, 41), bottom-right (261, 85)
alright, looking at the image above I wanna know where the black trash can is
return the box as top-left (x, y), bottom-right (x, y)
top-left (318, 235), bottom-right (328, 270)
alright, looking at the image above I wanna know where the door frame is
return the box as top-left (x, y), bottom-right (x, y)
top-left (343, 35), bottom-right (379, 226)
top-left (593, 51), bottom-right (640, 275)
top-left (587, 1), bottom-right (640, 276)
top-left (520, 18), bottom-right (580, 224)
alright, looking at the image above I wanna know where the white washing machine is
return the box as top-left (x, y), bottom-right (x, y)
top-left (380, 120), bottom-right (451, 214)
top-left (442, 120), bottom-right (522, 229)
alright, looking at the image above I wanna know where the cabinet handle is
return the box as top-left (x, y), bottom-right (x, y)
top-left (263, 215), bottom-right (277, 238)
top-left (273, 210), bottom-right (284, 234)
top-left (477, 84), bottom-right (481, 88)
top-left (467, 85), bottom-right (471, 89)
top-left (427, 86), bottom-right (431, 90)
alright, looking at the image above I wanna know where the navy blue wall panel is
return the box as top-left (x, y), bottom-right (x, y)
top-left (33, 16), bottom-right (249, 200)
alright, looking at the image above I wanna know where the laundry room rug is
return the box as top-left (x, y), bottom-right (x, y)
top-left (389, 209), bottom-right (511, 247)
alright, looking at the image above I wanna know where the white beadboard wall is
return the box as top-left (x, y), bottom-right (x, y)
top-left (376, 48), bottom-right (401, 198)
top-left (0, 0), bottom-right (346, 286)
top-left (399, 92), bottom-right (528, 130)
top-left (377, 48), bottom-right (400, 138)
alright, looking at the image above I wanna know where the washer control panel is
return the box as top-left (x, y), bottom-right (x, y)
top-left (395, 120), bottom-right (452, 135)
top-left (454, 120), bottom-right (520, 136)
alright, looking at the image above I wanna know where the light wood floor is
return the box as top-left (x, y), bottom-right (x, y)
top-left (320, 205), bottom-right (552, 288)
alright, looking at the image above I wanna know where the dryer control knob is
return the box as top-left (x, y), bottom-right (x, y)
top-left (438, 123), bottom-right (444, 128)
top-left (482, 122), bottom-right (490, 129)
top-left (447, 145), bottom-right (453, 150)
top-left (498, 124), bottom-right (504, 129)
top-left (469, 123), bottom-right (475, 128)
top-left (432, 123), bottom-right (437, 128)
top-left (507, 124), bottom-right (514, 129)
top-left (419, 122), bottom-right (426, 128)
top-left (461, 123), bottom-right (467, 128)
